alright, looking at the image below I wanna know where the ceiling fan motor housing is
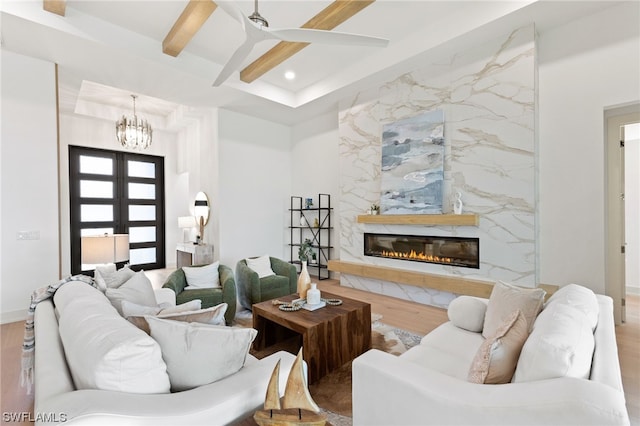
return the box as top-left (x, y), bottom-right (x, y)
top-left (249, 11), bottom-right (268, 27)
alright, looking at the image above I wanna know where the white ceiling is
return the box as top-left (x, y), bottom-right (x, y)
top-left (0, 1), bottom-right (622, 127)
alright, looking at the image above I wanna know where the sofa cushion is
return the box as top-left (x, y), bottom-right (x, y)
top-left (105, 270), bottom-right (157, 315)
top-left (482, 280), bottom-right (545, 338)
top-left (544, 283), bottom-right (599, 330)
top-left (468, 310), bottom-right (528, 384)
top-left (513, 302), bottom-right (595, 382)
top-left (183, 261), bottom-right (220, 289)
top-left (447, 296), bottom-right (488, 333)
top-left (146, 317), bottom-right (257, 392)
top-left (127, 303), bottom-right (228, 334)
top-left (246, 255), bottom-right (275, 278)
top-left (54, 281), bottom-right (170, 393)
top-left (401, 322), bottom-right (484, 380)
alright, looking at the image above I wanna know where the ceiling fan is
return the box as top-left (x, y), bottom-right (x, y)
top-left (213, 0), bottom-right (389, 87)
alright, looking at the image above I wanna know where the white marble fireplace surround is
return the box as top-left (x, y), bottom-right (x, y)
top-left (338, 25), bottom-right (536, 308)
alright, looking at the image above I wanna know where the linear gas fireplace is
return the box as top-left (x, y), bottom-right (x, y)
top-left (364, 233), bottom-right (479, 269)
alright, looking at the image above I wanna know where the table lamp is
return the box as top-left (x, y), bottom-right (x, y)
top-left (81, 234), bottom-right (129, 266)
top-left (178, 216), bottom-right (197, 243)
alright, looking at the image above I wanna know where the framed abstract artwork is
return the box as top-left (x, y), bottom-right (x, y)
top-left (380, 110), bottom-right (445, 214)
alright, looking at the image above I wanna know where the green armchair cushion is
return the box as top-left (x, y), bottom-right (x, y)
top-left (162, 263), bottom-right (236, 325)
top-left (236, 256), bottom-right (297, 310)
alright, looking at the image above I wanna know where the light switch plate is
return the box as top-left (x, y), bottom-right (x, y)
top-left (17, 231), bottom-right (40, 240)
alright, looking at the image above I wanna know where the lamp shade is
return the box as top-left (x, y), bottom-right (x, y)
top-left (81, 234), bottom-right (129, 264)
top-left (178, 216), bottom-right (197, 229)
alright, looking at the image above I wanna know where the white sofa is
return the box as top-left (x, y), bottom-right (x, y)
top-left (353, 284), bottom-right (630, 426)
top-left (33, 280), bottom-right (296, 425)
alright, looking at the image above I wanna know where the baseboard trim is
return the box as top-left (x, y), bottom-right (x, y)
top-left (1, 309), bottom-right (27, 324)
top-left (627, 287), bottom-right (640, 296)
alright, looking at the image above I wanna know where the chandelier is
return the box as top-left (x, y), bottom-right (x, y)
top-left (116, 94), bottom-right (152, 149)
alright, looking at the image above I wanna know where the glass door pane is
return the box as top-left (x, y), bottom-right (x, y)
top-left (129, 226), bottom-right (156, 243)
top-left (81, 205), bottom-right (114, 222)
top-left (80, 156), bottom-right (113, 175)
top-left (81, 180), bottom-right (113, 198)
top-left (128, 183), bottom-right (155, 199)
top-left (128, 160), bottom-right (155, 178)
top-left (129, 205), bottom-right (156, 221)
top-left (129, 248), bottom-right (156, 265)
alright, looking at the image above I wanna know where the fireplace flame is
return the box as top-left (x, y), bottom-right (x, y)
top-left (380, 249), bottom-right (454, 264)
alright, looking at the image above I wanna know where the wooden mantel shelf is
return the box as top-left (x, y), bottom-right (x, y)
top-left (357, 213), bottom-right (478, 226)
top-left (327, 260), bottom-right (557, 299)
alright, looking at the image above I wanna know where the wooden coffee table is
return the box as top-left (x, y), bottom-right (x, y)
top-left (252, 292), bottom-right (371, 384)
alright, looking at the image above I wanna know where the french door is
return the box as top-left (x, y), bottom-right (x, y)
top-left (69, 146), bottom-right (165, 274)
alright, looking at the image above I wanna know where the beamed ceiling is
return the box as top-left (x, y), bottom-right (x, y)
top-left (0, 0), bottom-right (621, 126)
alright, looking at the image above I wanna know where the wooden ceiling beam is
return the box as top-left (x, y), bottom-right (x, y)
top-left (43, 0), bottom-right (66, 16)
top-left (240, 0), bottom-right (376, 84)
top-left (163, 0), bottom-right (218, 57)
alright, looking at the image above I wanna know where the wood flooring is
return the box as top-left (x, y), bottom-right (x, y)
top-left (1, 278), bottom-right (638, 425)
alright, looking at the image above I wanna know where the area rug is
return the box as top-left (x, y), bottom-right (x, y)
top-left (233, 310), bottom-right (422, 425)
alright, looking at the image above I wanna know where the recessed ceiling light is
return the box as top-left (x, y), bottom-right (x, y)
top-left (284, 71), bottom-right (296, 80)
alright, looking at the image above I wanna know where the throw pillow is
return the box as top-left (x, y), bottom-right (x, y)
top-left (448, 296), bottom-right (488, 333)
top-left (127, 303), bottom-right (227, 334)
top-left (513, 303), bottom-right (595, 383)
top-left (94, 263), bottom-right (116, 291)
top-left (158, 299), bottom-right (202, 315)
top-left (105, 270), bottom-right (157, 315)
top-left (98, 265), bottom-right (136, 289)
top-left (544, 283), bottom-right (599, 330)
top-left (146, 316), bottom-right (257, 392)
top-left (482, 280), bottom-right (546, 338)
top-left (160, 303), bottom-right (227, 325)
top-left (121, 300), bottom-right (162, 317)
top-left (468, 310), bottom-right (528, 384)
top-left (121, 300), bottom-right (201, 319)
top-left (246, 255), bottom-right (275, 278)
top-left (183, 262), bottom-right (220, 288)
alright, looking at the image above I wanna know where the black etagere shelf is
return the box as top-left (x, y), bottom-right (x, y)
top-left (289, 193), bottom-right (333, 280)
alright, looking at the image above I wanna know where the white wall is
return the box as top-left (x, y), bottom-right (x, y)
top-left (291, 112), bottom-right (339, 202)
top-left (538, 1), bottom-right (640, 294)
top-left (291, 111), bottom-right (340, 274)
top-left (217, 109), bottom-right (292, 270)
top-left (1, 51), bottom-right (59, 322)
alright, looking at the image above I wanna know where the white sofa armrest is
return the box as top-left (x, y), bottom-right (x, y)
top-left (36, 351), bottom-right (296, 425)
top-left (591, 295), bottom-right (625, 391)
top-left (154, 288), bottom-right (176, 307)
top-left (353, 349), bottom-right (629, 426)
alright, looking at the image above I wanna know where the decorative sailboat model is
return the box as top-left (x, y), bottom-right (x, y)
top-left (254, 349), bottom-right (327, 426)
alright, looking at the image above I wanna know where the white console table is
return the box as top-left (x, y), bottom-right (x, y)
top-left (176, 243), bottom-right (214, 268)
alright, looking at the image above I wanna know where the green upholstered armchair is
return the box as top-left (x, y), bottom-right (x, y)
top-left (162, 263), bottom-right (237, 325)
top-left (235, 257), bottom-right (297, 310)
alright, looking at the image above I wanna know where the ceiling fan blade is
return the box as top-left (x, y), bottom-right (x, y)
top-left (215, 1), bottom-right (247, 26)
top-left (213, 38), bottom-right (256, 87)
top-left (265, 27), bottom-right (389, 47)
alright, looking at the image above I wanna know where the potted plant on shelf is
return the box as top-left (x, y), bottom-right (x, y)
top-left (298, 238), bottom-right (313, 263)
top-left (297, 239), bottom-right (313, 298)
top-left (370, 204), bottom-right (380, 215)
